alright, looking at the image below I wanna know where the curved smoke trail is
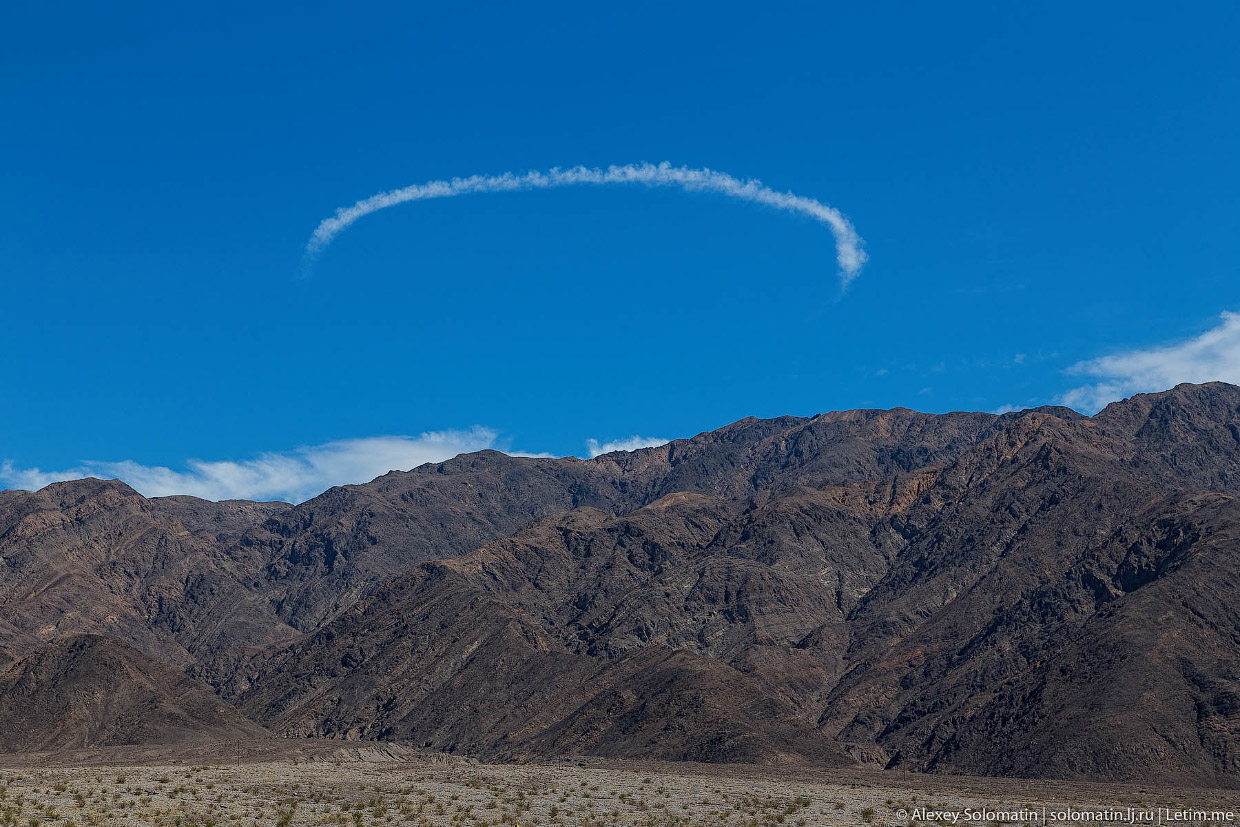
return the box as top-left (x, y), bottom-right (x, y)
top-left (304, 162), bottom-right (867, 288)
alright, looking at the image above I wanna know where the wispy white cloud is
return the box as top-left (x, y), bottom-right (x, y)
top-left (1061, 311), bottom-right (1240, 411)
top-left (0, 428), bottom-right (515, 503)
top-left (305, 162), bottom-right (867, 289)
top-left (585, 435), bottom-right (671, 458)
top-left (1, 428), bottom-right (683, 503)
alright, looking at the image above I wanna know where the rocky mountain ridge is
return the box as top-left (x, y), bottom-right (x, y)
top-left (2, 382), bottom-right (1239, 783)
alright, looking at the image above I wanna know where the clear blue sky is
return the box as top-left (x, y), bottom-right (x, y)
top-left (3, 2), bottom-right (1238, 500)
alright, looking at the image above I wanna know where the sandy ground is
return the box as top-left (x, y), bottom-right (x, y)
top-left (0, 743), bottom-right (1236, 826)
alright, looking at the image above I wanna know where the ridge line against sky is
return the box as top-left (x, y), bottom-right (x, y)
top-left (304, 162), bottom-right (868, 289)
top-left (1059, 311), bottom-right (1240, 411)
top-left (2, 311), bottom-right (1237, 503)
top-left (0, 432), bottom-right (670, 504)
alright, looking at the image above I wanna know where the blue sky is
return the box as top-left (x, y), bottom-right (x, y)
top-left (3, 2), bottom-right (1238, 501)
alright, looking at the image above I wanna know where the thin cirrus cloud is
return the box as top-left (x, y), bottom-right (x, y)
top-left (585, 435), bottom-right (671, 458)
top-left (304, 162), bottom-right (868, 289)
top-left (0, 428), bottom-right (531, 504)
top-left (1060, 311), bottom-right (1240, 412)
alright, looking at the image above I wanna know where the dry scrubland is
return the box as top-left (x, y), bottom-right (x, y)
top-left (0, 751), bottom-right (1235, 827)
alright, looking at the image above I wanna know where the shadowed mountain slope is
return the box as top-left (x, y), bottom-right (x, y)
top-left (0, 634), bottom-right (266, 752)
top-left (815, 408), bottom-right (1240, 784)
top-left (235, 496), bottom-right (862, 764)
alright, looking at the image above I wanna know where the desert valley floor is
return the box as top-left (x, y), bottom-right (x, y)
top-left (1, 744), bottom-right (1237, 827)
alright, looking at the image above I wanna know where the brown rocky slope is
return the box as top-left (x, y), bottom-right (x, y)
top-left (235, 384), bottom-right (1240, 784)
top-left (2, 382), bottom-right (1240, 784)
top-left (0, 634), bottom-right (266, 751)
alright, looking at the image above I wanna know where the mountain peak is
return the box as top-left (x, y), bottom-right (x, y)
top-left (36, 476), bottom-right (143, 505)
top-left (1095, 381), bottom-right (1240, 424)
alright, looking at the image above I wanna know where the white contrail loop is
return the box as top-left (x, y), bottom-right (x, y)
top-left (305, 162), bottom-right (867, 287)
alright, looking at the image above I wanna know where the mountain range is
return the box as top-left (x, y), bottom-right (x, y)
top-left (2, 382), bottom-right (1239, 785)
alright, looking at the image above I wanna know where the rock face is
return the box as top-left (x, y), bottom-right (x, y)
top-left (236, 497), bottom-right (866, 764)
top-left (237, 408), bottom-right (1004, 632)
top-left (0, 634), bottom-right (266, 751)
top-left (0, 479), bottom-right (298, 670)
top-left (3, 382), bottom-right (1240, 783)
top-left (233, 383), bottom-right (1240, 783)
